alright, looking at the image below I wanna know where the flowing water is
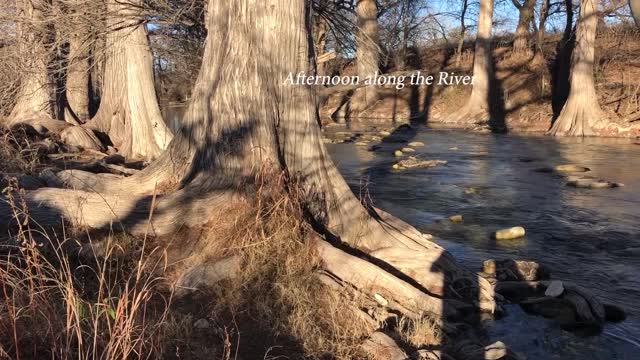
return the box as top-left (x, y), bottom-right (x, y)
top-left (327, 128), bottom-right (640, 360)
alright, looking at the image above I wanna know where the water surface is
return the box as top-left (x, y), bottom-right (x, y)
top-left (327, 128), bottom-right (640, 359)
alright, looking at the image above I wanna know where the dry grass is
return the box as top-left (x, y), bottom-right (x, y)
top-left (397, 316), bottom-right (442, 348)
top-left (0, 127), bottom-right (47, 176)
top-left (0, 168), bottom-right (390, 359)
top-left (0, 193), bottom-right (175, 359)
top-left (159, 170), bottom-right (373, 359)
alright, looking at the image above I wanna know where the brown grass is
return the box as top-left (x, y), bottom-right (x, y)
top-left (0, 194), bottom-right (174, 359)
top-left (0, 166), bottom-right (392, 359)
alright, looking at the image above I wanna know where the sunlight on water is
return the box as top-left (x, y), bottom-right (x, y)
top-left (328, 128), bottom-right (640, 360)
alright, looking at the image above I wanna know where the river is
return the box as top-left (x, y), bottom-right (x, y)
top-left (327, 128), bottom-right (640, 360)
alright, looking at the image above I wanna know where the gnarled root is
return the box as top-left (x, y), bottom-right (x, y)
top-left (59, 126), bottom-right (105, 152)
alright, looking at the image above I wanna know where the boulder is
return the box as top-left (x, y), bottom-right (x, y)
top-left (401, 147), bottom-right (416, 153)
top-left (394, 150), bottom-right (404, 157)
top-left (408, 141), bottom-right (425, 147)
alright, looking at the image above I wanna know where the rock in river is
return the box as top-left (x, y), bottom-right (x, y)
top-left (393, 157), bottom-right (447, 170)
top-left (408, 141), bottom-right (425, 147)
top-left (545, 280), bottom-right (565, 297)
top-left (401, 147), bottom-right (415, 153)
top-left (554, 164), bottom-right (590, 173)
top-left (394, 150), bottom-right (404, 157)
top-left (494, 226), bottom-right (526, 240)
top-left (449, 215), bottom-right (463, 223)
top-left (566, 177), bottom-right (622, 189)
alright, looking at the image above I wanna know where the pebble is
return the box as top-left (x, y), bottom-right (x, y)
top-left (394, 150), bottom-right (404, 157)
top-left (401, 147), bottom-right (415, 153)
top-left (408, 141), bottom-right (425, 147)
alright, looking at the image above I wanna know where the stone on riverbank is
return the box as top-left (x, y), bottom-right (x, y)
top-left (494, 226), bottom-right (525, 240)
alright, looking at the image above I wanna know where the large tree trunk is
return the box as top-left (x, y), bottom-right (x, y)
top-left (65, 0), bottom-right (91, 123)
top-left (2, 0), bottom-right (496, 322)
top-left (549, 0), bottom-right (604, 136)
top-left (446, 0), bottom-right (494, 123)
top-left (85, 0), bottom-right (172, 160)
top-left (512, 0), bottom-right (536, 54)
top-left (351, 0), bottom-right (380, 113)
top-left (7, 0), bottom-right (54, 124)
top-left (631, 0), bottom-right (640, 27)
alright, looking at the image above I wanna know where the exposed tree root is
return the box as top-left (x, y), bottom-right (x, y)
top-left (59, 126), bottom-right (105, 151)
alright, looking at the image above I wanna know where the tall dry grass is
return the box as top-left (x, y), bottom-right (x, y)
top-left (0, 167), bottom-right (377, 359)
top-left (0, 191), bottom-right (174, 359)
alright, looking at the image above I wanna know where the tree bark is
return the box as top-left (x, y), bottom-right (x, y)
top-left (533, 0), bottom-right (550, 64)
top-left (85, 0), bottom-right (172, 160)
top-left (513, 0), bottom-right (536, 54)
top-left (7, 0), bottom-right (54, 124)
top-left (65, 0), bottom-right (91, 123)
top-left (631, 0), bottom-right (640, 27)
top-left (351, 0), bottom-right (380, 112)
top-left (549, 0), bottom-right (604, 136)
top-left (446, 0), bottom-right (494, 123)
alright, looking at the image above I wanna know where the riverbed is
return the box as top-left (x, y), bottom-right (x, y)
top-left (327, 128), bottom-right (640, 360)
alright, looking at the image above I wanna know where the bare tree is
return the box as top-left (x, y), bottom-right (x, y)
top-left (455, 0), bottom-right (469, 67)
top-left (7, 0), bottom-right (54, 124)
top-left (446, 0), bottom-right (495, 123)
top-left (511, 0), bottom-right (536, 54)
top-left (549, 0), bottom-right (605, 136)
top-left (65, 0), bottom-right (91, 123)
top-left (84, 0), bottom-right (172, 159)
top-left (351, 0), bottom-right (380, 112)
top-left (533, 0), bottom-right (550, 64)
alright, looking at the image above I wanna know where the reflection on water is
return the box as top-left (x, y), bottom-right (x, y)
top-left (328, 129), bottom-right (640, 360)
